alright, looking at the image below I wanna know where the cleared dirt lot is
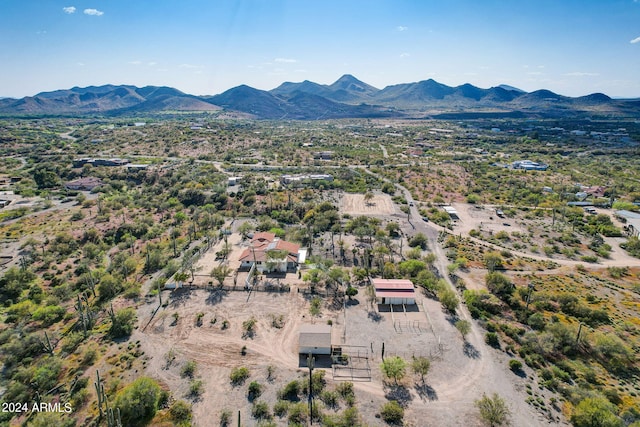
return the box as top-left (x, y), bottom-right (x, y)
top-left (135, 282), bottom-right (562, 426)
top-left (449, 202), bottom-right (527, 236)
top-left (341, 193), bottom-right (395, 216)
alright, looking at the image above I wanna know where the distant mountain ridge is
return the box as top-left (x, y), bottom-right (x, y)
top-left (1, 75), bottom-right (638, 119)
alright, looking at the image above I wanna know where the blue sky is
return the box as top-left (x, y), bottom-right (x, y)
top-left (1, 0), bottom-right (639, 98)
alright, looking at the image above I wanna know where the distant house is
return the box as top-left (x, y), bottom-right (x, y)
top-left (126, 164), bottom-right (149, 170)
top-left (585, 186), bottom-right (607, 198)
top-left (443, 206), bottom-right (459, 220)
top-left (512, 160), bottom-right (548, 171)
top-left (372, 278), bottom-right (416, 305)
top-left (73, 158), bottom-right (129, 167)
top-left (280, 174), bottom-right (333, 185)
top-left (313, 151), bottom-right (334, 160)
top-left (238, 233), bottom-right (302, 273)
top-left (65, 177), bottom-right (104, 191)
top-left (228, 176), bottom-right (242, 186)
top-left (298, 324), bottom-right (332, 356)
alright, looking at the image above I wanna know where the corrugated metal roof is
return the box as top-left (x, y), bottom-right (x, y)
top-left (616, 210), bottom-right (640, 220)
top-left (375, 291), bottom-right (417, 299)
top-left (371, 279), bottom-right (415, 290)
top-left (298, 324), bottom-right (332, 348)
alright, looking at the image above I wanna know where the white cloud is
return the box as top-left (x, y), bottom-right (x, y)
top-left (631, 36), bottom-right (640, 44)
top-left (84, 8), bottom-right (104, 16)
top-left (565, 72), bottom-right (599, 77)
top-left (396, 26), bottom-right (408, 32)
top-left (148, 62), bottom-right (157, 66)
top-left (274, 58), bottom-right (297, 63)
top-left (399, 52), bottom-right (410, 58)
top-left (63, 6), bottom-right (76, 14)
top-left (180, 64), bottom-right (201, 69)
top-left (129, 61), bottom-right (142, 65)
top-left (77, 62), bottom-right (85, 66)
top-left (527, 71), bottom-right (543, 76)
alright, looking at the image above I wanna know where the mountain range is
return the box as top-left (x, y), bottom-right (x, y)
top-left (1, 75), bottom-right (639, 119)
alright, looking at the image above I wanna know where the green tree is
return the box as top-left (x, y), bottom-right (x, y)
top-left (110, 307), bottom-right (136, 338)
top-left (32, 168), bottom-right (59, 189)
top-left (475, 393), bottom-right (511, 426)
top-left (114, 377), bottom-right (162, 426)
top-left (0, 266), bottom-right (36, 303)
top-left (571, 396), bottom-right (623, 427)
top-left (411, 356), bottom-right (430, 383)
top-left (408, 233), bottom-right (428, 250)
top-left (210, 265), bottom-right (232, 286)
top-left (364, 191), bottom-right (375, 205)
top-left (485, 272), bottom-right (513, 300)
top-left (345, 285), bottom-right (358, 300)
top-left (380, 356), bottom-right (407, 385)
top-left (98, 274), bottom-right (122, 301)
top-left (438, 287), bottom-right (459, 313)
top-left (455, 319), bottom-right (471, 340)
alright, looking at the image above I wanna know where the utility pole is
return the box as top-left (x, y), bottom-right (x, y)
top-left (307, 353), bottom-right (314, 424)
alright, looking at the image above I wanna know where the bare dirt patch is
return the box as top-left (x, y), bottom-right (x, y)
top-left (134, 281), bottom-right (562, 426)
top-left (341, 193), bottom-right (395, 216)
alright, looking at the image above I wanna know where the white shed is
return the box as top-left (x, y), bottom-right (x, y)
top-left (298, 324), bottom-right (332, 355)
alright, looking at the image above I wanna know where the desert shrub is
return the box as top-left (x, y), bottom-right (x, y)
top-left (247, 381), bottom-right (263, 401)
top-left (571, 396), bottom-right (623, 427)
top-left (509, 359), bottom-right (522, 372)
top-left (181, 360), bottom-right (197, 378)
top-left (114, 377), bottom-right (161, 426)
top-left (320, 390), bottom-right (339, 408)
top-left (527, 312), bottom-right (546, 330)
top-left (279, 380), bottom-right (301, 401)
top-left (273, 400), bottom-right (289, 417)
top-left (32, 304), bottom-right (66, 326)
top-left (485, 272), bottom-right (514, 300)
top-left (251, 401), bottom-right (271, 420)
top-left (287, 402), bottom-right (309, 425)
top-left (109, 307), bottom-right (136, 338)
top-left (437, 287), bottom-right (459, 313)
top-left (592, 332), bottom-right (634, 372)
top-left (336, 381), bottom-right (355, 401)
top-left (189, 380), bottom-right (204, 397)
top-left (485, 332), bottom-right (500, 348)
top-left (230, 367), bottom-right (250, 385)
top-left (475, 393), bottom-right (511, 426)
top-left (380, 400), bottom-right (404, 425)
top-left (169, 400), bottom-right (192, 425)
top-left (61, 331), bottom-right (85, 354)
top-left (220, 410), bottom-right (232, 427)
top-left (621, 236), bottom-right (640, 258)
top-left (408, 233), bottom-right (428, 249)
top-left (464, 289), bottom-right (502, 318)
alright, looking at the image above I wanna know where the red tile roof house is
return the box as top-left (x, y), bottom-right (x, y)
top-left (239, 232), bottom-right (302, 273)
top-left (372, 278), bottom-right (416, 305)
